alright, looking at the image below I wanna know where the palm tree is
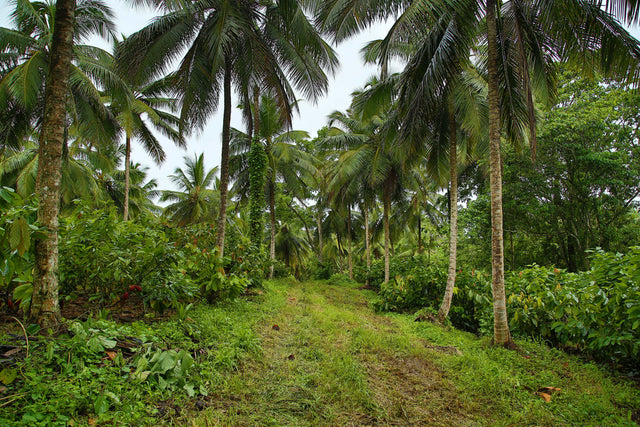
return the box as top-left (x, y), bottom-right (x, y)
top-left (118, 0), bottom-right (338, 257)
top-left (0, 0), bottom-right (117, 327)
top-left (102, 162), bottom-right (161, 218)
top-left (229, 94), bottom-right (317, 276)
top-left (102, 44), bottom-right (185, 221)
top-left (313, 0), bottom-right (640, 346)
top-left (322, 110), bottom-right (373, 280)
top-left (0, 0), bottom-right (118, 149)
top-left (32, 0), bottom-right (77, 327)
top-left (0, 139), bottom-right (103, 206)
top-left (275, 223), bottom-right (310, 279)
top-left (160, 153), bottom-right (220, 227)
top-left (324, 87), bottom-right (414, 283)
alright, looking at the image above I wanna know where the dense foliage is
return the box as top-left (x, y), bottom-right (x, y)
top-left (369, 249), bottom-right (640, 367)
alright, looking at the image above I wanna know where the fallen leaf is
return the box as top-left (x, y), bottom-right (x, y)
top-left (287, 297), bottom-right (296, 302)
top-left (105, 350), bottom-right (117, 360)
top-left (2, 347), bottom-right (20, 357)
top-left (536, 392), bottom-right (552, 403)
top-left (0, 386), bottom-right (7, 393)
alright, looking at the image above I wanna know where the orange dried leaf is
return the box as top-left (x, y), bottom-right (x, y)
top-left (105, 350), bottom-right (117, 360)
top-left (536, 392), bottom-right (552, 403)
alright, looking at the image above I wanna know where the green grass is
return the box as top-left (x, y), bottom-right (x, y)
top-left (1, 279), bottom-right (638, 426)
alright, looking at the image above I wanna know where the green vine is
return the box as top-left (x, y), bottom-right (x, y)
top-left (248, 137), bottom-right (266, 245)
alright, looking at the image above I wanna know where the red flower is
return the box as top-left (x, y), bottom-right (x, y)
top-left (121, 291), bottom-right (130, 301)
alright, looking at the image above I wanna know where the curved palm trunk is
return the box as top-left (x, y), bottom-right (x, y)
top-left (487, 0), bottom-right (513, 347)
top-left (438, 103), bottom-right (458, 321)
top-left (383, 190), bottom-right (391, 283)
top-left (31, 0), bottom-right (76, 328)
top-left (216, 59), bottom-right (232, 257)
top-left (123, 136), bottom-right (131, 221)
top-left (269, 182), bottom-right (276, 279)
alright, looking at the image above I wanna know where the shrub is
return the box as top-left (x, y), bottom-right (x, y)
top-left (370, 248), bottom-right (640, 366)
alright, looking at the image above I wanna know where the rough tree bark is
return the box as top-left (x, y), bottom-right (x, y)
top-left (438, 102), bottom-right (458, 321)
top-left (383, 190), bottom-right (391, 284)
top-left (487, 0), bottom-right (513, 347)
top-left (123, 136), bottom-right (131, 221)
top-left (30, 0), bottom-right (76, 328)
top-left (216, 59), bottom-right (232, 257)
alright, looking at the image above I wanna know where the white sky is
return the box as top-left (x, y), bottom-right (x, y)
top-left (1, 1), bottom-right (639, 197)
top-left (0, 0), bottom-right (394, 195)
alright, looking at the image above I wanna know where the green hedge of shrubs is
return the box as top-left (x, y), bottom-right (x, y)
top-left (368, 249), bottom-right (640, 367)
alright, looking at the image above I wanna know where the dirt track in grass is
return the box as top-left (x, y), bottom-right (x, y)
top-left (193, 280), bottom-right (481, 426)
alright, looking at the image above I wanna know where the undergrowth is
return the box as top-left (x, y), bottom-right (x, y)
top-left (1, 279), bottom-right (638, 426)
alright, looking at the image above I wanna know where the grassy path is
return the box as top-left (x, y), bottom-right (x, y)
top-left (188, 279), bottom-right (640, 426)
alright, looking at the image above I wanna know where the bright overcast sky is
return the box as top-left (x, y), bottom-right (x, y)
top-left (1, 1), bottom-right (639, 196)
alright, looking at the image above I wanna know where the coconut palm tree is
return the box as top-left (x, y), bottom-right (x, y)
top-left (275, 223), bottom-right (310, 278)
top-left (322, 112), bottom-right (374, 280)
top-left (0, 0), bottom-right (117, 326)
top-left (0, 0), bottom-right (119, 149)
top-left (118, 0), bottom-right (338, 257)
top-left (312, 0), bottom-right (640, 346)
top-left (160, 153), bottom-right (220, 226)
top-left (102, 162), bottom-right (161, 218)
top-left (101, 43), bottom-right (185, 221)
top-left (0, 140), bottom-right (103, 205)
top-left (324, 86), bottom-right (415, 283)
top-left (229, 94), bottom-right (317, 276)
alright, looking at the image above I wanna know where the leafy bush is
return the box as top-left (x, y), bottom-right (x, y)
top-left (59, 205), bottom-right (254, 312)
top-left (59, 206), bottom-right (199, 311)
top-left (0, 188), bottom-right (42, 312)
top-left (508, 250), bottom-right (640, 365)
top-left (371, 249), bottom-right (640, 366)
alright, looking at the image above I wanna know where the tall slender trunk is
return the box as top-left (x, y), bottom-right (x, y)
top-left (383, 190), bottom-right (391, 283)
top-left (417, 214), bottom-right (422, 253)
top-left (438, 101), bottom-right (458, 321)
top-left (31, 0), bottom-right (76, 328)
top-left (364, 207), bottom-right (370, 286)
top-left (123, 135), bottom-right (131, 221)
top-left (487, 0), bottom-right (513, 347)
top-left (317, 208), bottom-right (323, 262)
top-left (269, 182), bottom-right (276, 279)
top-left (347, 205), bottom-right (353, 280)
top-left (216, 58), bottom-right (232, 257)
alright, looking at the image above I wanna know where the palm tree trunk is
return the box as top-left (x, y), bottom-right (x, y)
top-left (123, 136), bottom-right (131, 221)
top-left (438, 102), bottom-right (458, 321)
top-left (383, 190), bottom-right (391, 283)
top-left (364, 207), bottom-right (370, 286)
top-left (269, 182), bottom-right (276, 279)
top-left (347, 205), bottom-right (353, 280)
top-left (317, 210), bottom-right (323, 262)
top-left (30, 0), bottom-right (76, 328)
top-left (417, 214), bottom-right (422, 253)
top-left (487, 0), bottom-right (513, 347)
top-left (216, 58), bottom-right (232, 257)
